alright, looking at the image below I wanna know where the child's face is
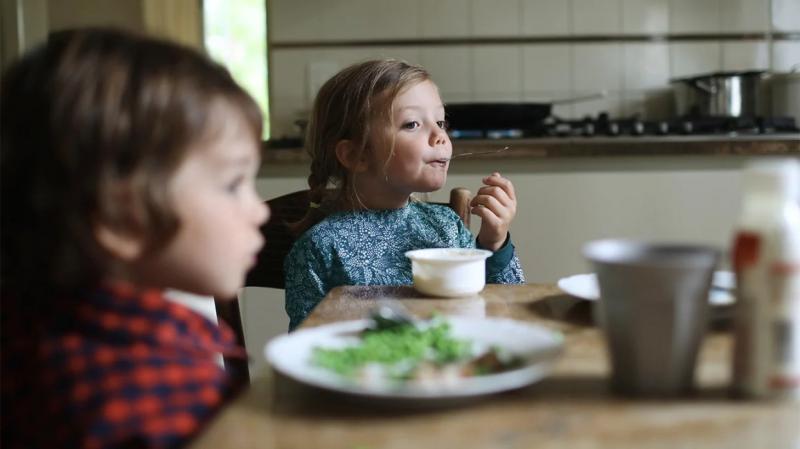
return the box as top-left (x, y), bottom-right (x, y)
top-left (134, 112), bottom-right (269, 298)
top-left (364, 80), bottom-right (452, 205)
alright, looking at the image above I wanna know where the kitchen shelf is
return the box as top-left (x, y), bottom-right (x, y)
top-left (261, 134), bottom-right (800, 165)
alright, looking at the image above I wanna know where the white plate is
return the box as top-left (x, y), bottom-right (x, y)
top-left (557, 270), bottom-right (736, 306)
top-left (265, 317), bottom-right (563, 401)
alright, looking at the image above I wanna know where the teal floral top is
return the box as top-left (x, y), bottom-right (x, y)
top-left (284, 201), bottom-right (525, 330)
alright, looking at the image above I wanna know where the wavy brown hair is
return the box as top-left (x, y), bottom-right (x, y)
top-left (0, 28), bottom-right (262, 304)
top-left (292, 58), bottom-right (431, 235)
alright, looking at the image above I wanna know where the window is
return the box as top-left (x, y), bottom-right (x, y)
top-left (203, 0), bottom-right (269, 139)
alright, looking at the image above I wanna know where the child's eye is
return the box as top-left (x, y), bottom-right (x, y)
top-left (225, 176), bottom-right (245, 193)
top-left (437, 120), bottom-right (449, 130)
top-left (401, 121), bottom-right (420, 130)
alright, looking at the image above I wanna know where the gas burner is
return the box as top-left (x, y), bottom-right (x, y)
top-left (445, 105), bottom-right (799, 139)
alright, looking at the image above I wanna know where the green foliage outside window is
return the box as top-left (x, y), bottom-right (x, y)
top-left (203, 0), bottom-right (269, 139)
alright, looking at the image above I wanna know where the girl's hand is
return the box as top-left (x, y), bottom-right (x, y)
top-left (471, 172), bottom-right (517, 251)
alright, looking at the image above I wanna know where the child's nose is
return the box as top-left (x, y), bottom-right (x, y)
top-left (249, 193), bottom-right (269, 226)
top-left (255, 201), bottom-right (270, 226)
top-left (430, 126), bottom-right (448, 146)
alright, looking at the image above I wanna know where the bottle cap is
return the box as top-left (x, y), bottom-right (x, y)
top-left (743, 158), bottom-right (800, 200)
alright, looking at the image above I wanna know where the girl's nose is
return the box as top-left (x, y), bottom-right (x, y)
top-left (430, 125), bottom-right (448, 146)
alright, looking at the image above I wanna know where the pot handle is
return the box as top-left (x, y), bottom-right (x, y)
top-left (691, 79), bottom-right (717, 94)
top-left (550, 90), bottom-right (608, 105)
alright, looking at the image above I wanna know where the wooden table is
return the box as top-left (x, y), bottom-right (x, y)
top-left (191, 284), bottom-right (800, 449)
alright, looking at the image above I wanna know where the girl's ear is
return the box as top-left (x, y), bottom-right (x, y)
top-left (335, 139), bottom-right (369, 173)
top-left (94, 223), bottom-right (145, 261)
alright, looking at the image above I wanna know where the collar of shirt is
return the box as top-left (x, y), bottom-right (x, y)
top-left (56, 282), bottom-right (248, 360)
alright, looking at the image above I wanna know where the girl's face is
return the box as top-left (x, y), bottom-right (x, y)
top-left (359, 80), bottom-right (452, 208)
top-left (132, 110), bottom-right (269, 299)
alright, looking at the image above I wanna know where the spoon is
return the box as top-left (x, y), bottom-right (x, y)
top-left (369, 300), bottom-right (416, 330)
top-left (449, 145), bottom-right (511, 160)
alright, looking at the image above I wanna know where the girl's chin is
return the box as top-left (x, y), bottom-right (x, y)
top-left (421, 180), bottom-right (446, 192)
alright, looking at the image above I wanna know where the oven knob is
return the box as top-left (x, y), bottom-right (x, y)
top-left (606, 122), bottom-right (620, 136)
top-left (583, 122), bottom-right (595, 136)
top-left (681, 121), bottom-right (694, 134)
top-left (632, 120), bottom-right (645, 136)
top-left (657, 121), bottom-right (670, 135)
top-left (555, 122), bottom-right (572, 136)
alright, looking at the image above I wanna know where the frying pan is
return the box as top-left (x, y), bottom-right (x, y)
top-left (445, 92), bottom-right (606, 130)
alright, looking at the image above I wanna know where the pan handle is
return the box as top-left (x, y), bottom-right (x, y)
top-left (550, 91), bottom-right (608, 105)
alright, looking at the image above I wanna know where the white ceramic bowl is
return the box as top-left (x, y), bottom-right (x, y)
top-left (404, 248), bottom-right (493, 297)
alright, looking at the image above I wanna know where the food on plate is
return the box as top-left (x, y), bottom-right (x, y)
top-left (311, 316), bottom-right (524, 388)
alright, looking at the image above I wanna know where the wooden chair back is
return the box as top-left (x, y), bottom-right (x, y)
top-left (215, 187), bottom-right (472, 384)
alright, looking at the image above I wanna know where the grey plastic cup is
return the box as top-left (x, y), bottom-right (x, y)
top-left (583, 239), bottom-right (720, 396)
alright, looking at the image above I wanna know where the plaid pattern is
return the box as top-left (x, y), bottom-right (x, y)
top-left (2, 284), bottom-right (246, 449)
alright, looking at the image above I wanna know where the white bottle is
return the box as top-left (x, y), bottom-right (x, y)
top-left (731, 158), bottom-right (800, 399)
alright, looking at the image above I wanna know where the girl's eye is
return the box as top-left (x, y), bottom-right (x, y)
top-left (225, 176), bottom-right (245, 193)
top-left (437, 120), bottom-right (449, 130)
top-left (401, 121), bottom-right (420, 130)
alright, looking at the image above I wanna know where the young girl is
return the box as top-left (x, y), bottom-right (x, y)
top-left (1, 29), bottom-right (269, 448)
top-left (284, 59), bottom-right (525, 330)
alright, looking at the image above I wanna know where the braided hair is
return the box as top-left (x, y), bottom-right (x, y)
top-left (290, 58), bottom-right (431, 235)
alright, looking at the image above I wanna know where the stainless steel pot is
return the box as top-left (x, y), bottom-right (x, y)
top-left (769, 65), bottom-right (800, 121)
top-left (670, 71), bottom-right (767, 118)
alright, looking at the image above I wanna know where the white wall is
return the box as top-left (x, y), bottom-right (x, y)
top-left (243, 155), bottom-right (750, 375)
top-left (267, 0), bottom-right (800, 139)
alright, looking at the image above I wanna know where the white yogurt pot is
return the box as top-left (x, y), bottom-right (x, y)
top-left (404, 248), bottom-right (493, 297)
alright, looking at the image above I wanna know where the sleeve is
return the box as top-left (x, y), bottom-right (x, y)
top-left (477, 232), bottom-right (526, 284)
top-left (284, 237), bottom-right (329, 331)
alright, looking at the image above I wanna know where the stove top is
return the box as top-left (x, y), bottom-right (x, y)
top-left (448, 113), bottom-right (800, 139)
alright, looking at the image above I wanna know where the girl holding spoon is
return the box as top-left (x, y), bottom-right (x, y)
top-left (284, 59), bottom-right (525, 330)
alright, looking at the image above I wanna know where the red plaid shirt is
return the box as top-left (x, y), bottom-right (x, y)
top-left (2, 284), bottom-right (246, 448)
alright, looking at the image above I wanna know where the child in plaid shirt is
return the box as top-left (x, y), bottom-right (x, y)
top-left (1, 28), bottom-right (269, 448)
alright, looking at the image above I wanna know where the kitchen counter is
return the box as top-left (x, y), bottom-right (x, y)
top-left (262, 134), bottom-right (800, 165)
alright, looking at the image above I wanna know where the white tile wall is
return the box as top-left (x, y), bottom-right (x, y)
top-left (771, 0), bottom-right (800, 32)
top-left (367, 0), bottom-right (423, 40)
top-left (269, 0), bottom-right (323, 42)
top-left (670, 42), bottom-right (722, 77)
top-left (522, 44), bottom-right (572, 91)
top-left (471, 45), bottom-right (523, 99)
top-left (669, 0), bottom-right (721, 34)
top-left (471, 0), bottom-right (521, 36)
top-left (521, 0), bottom-right (571, 35)
top-left (318, 0), bottom-right (384, 41)
top-left (420, 46), bottom-right (473, 97)
top-left (419, 0), bottom-right (471, 38)
top-left (268, 0), bottom-right (797, 133)
top-left (720, 0), bottom-right (770, 32)
top-left (772, 41), bottom-right (800, 72)
top-left (573, 43), bottom-right (624, 92)
top-left (722, 41), bottom-right (769, 71)
top-left (363, 46), bottom-right (423, 66)
top-left (622, 0), bottom-right (670, 34)
top-left (623, 43), bottom-right (670, 89)
top-left (270, 49), bottom-right (315, 99)
top-left (573, 0), bottom-right (622, 35)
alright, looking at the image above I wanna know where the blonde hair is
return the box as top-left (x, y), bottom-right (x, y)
top-left (293, 58), bottom-right (431, 234)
